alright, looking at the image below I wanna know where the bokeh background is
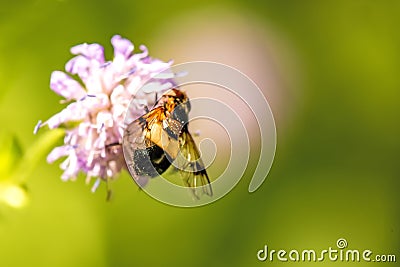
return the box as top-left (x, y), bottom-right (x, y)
top-left (0, 0), bottom-right (399, 266)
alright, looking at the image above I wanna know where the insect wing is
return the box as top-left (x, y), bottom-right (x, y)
top-left (175, 130), bottom-right (213, 198)
top-left (123, 108), bottom-right (171, 185)
top-left (123, 107), bottom-right (183, 184)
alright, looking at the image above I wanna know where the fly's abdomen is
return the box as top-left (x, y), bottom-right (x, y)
top-left (132, 145), bottom-right (172, 178)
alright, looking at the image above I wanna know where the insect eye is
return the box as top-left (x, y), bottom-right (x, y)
top-left (172, 103), bottom-right (189, 125)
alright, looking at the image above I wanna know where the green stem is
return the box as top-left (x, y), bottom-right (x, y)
top-left (11, 129), bottom-right (65, 184)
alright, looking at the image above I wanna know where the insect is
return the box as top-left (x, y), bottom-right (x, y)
top-left (123, 88), bottom-right (213, 199)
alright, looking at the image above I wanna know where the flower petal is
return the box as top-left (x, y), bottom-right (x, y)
top-left (65, 55), bottom-right (89, 75)
top-left (60, 151), bottom-right (80, 181)
top-left (66, 43), bottom-right (105, 81)
top-left (50, 71), bottom-right (86, 100)
top-left (134, 45), bottom-right (149, 60)
top-left (111, 35), bottom-right (134, 58)
top-left (45, 102), bottom-right (86, 128)
top-left (81, 93), bottom-right (110, 112)
top-left (47, 146), bottom-right (70, 163)
top-left (70, 43), bottom-right (105, 63)
top-left (96, 111), bottom-right (113, 130)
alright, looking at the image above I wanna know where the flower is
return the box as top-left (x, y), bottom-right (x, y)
top-left (35, 35), bottom-right (176, 192)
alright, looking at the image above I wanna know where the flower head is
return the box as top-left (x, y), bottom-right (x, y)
top-left (36, 35), bottom-right (176, 192)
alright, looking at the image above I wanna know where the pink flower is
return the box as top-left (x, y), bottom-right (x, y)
top-left (35, 35), bottom-right (176, 192)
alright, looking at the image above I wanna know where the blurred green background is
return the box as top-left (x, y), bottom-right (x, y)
top-left (0, 0), bottom-right (399, 266)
